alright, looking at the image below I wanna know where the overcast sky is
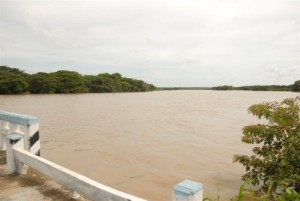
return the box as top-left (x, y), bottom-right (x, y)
top-left (0, 0), bottom-right (299, 87)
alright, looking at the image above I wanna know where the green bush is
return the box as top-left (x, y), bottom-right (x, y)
top-left (278, 187), bottom-right (300, 201)
top-left (233, 96), bottom-right (300, 194)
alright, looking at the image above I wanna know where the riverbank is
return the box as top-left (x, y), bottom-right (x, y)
top-left (0, 150), bottom-right (90, 201)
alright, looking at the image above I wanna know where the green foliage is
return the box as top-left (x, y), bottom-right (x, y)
top-left (0, 65), bottom-right (29, 78)
top-left (84, 73), bottom-right (156, 93)
top-left (212, 85), bottom-right (234, 90)
top-left (53, 70), bottom-right (87, 93)
top-left (278, 187), bottom-right (300, 201)
top-left (212, 84), bottom-right (293, 91)
top-left (29, 72), bottom-right (57, 94)
top-left (233, 96), bottom-right (300, 194)
top-left (0, 66), bottom-right (156, 94)
top-left (236, 184), bottom-right (246, 201)
top-left (0, 66), bottom-right (29, 94)
top-left (237, 85), bottom-right (292, 91)
top-left (227, 183), bottom-right (251, 201)
top-left (292, 80), bottom-right (300, 92)
top-left (227, 184), bottom-right (300, 201)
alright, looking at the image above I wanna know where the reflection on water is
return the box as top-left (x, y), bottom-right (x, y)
top-left (0, 91), bottom-right (297, 200)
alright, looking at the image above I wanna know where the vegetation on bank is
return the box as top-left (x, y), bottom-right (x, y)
top-left (232, 97), bottom-right (300, 200)
top-left (0, 66), bottom-right (156, 94)
top-left (205, 96), bottom-right (300, 201)
top-left (212, 82), bottom-right (300, 92)
top-left (158, 82), bottom-right (300, 92)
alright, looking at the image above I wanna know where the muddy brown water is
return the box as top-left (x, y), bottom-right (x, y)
top-left (0, 90), bottom-right (297, 200)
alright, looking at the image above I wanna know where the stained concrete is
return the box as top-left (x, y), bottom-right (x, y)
top-left (0, 151), bottom-right (90, 201)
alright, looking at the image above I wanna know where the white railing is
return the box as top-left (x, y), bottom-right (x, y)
top-left (0, 111), bottom-right (40, 155)
top-left (1, 111), bottom-right (203, 201)
top-left (7, 135), bottom-right (145, 201)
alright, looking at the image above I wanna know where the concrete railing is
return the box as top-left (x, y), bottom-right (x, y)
top-left (0, 111), bottom-right (40, 156)
top-left (7, 134), bottom-right (146, 201)
top-left (1, 111), bottom-right (204, 201)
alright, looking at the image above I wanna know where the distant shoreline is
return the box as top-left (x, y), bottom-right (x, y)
top-left (158, 85), bottom-right (298, 92)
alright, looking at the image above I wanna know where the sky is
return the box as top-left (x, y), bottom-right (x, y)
top-left (0, 0), bottom-right (299, 87)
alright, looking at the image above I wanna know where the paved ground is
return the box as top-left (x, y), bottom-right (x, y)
top-left (0, 151), bottom-right (90, 201)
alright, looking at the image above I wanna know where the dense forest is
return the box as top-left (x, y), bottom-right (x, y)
top-left (212, 81), bottom-right (300, 92)
top-left (1, 65), bottom-right (299, 94)
top-left (0, 66), bottom-right (156, 94)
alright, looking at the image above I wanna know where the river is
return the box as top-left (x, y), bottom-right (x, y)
top-left (0, 90), bottom-right (297, 200)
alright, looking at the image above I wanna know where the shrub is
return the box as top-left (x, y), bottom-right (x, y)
top-left (233, 96), bottom-right (300, 193)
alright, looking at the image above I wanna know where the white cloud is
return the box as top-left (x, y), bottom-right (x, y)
top-left (0, 0), bottom-right (299, 86)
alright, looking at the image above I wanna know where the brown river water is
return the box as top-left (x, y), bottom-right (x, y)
top-left (0, 90), bottom-right (297, 200)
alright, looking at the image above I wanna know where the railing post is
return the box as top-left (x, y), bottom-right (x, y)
top-left (0, 120), bottom-right (10, 150)
top-left (7, 122), bottom-right (28, 174)
top-left (6, 133), bottom-right (26, 174)
top-left (173, 180), bottom-right (203, 201)
top-left (25, 120), bottom-right (40, 156)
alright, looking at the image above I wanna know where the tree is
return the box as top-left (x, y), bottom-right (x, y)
top-left (0, 71), bottom-right (29, 94)
top-left (53, 70), bottom-right (87, 93)
top-left (121, 80), bottom-right (133, 92)
top-left (0, 65), bottom-right (29, 78)
top-left (29, 72), bottom-right (57, 94)
top-left (233, 97), bottom-right (300, 193)
top-left (0, 66), bottom-right (156, 94)
top-left (111, 73), bottom-right (123, 92)
top-left (212, 85), bottom-right (234, 90)
top-left (292, 80), bottom-right (300, 92)
top-left (84, 75), bottom-right (111, 93)
top-left (84, 73), bottom-right (156, 93)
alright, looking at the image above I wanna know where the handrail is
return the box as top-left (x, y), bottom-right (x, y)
top-left (14, 147), bottom-right (146, 201)
top-left (0, 111), bottom-right (38, 126)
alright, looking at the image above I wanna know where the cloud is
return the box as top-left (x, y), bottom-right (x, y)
top-left (0, 0), bottom-right (299, 86)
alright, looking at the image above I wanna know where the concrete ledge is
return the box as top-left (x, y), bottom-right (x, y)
top-left (0, 111), bottom-right (38, 126)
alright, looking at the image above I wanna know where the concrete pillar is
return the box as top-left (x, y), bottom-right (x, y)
top-left (25, 121), bottom-right (40, 156)
top-left (0, 120), bottom-right (10, 150)
top-left (173, 180), bottom-right (203, 201)
top-left (6, 133), bottom-right (25, 174)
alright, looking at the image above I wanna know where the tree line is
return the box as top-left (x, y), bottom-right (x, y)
top-left (212, 82), bottom-right (300, 92)
top-left (0, 66), bottom-right (156, 94)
